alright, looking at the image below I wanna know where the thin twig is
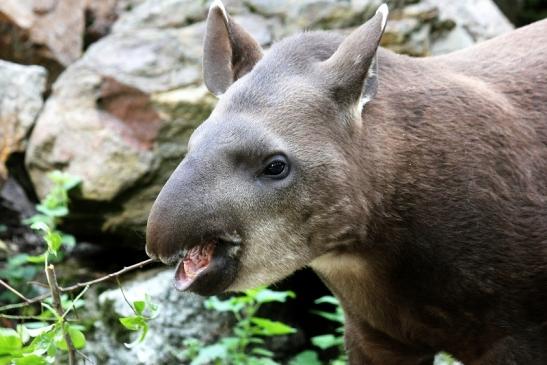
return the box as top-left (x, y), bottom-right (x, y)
top-left (116, 277), bottom-right (137, 315)
top-left (28, 280), bottom-right (50, 289)
top-left (0, 314), bottom-right (58, 321)
top-left (0, 279), bottom-right (31, 302)
top-left (0, 293), bottom-right (50, 312)
top-left (60, 259), bottom-right (155, 292)
top-left (46, 264), bottom-right (77, 365)
top-left (76, 349), bottom-right (95, 365)
top-left (0, 259), bottom-right (155, 312)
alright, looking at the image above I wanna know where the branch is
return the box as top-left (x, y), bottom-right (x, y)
top-left (0, 314), bottom-right (58, 321)
top-left (60, 258), bottom-right (155, 292)
top-left (46, 264), bottom-right (77, 365)
top-left (0, 279), bottom-right (31, 302)
top-left (0, 258), bottom-right (155, 312)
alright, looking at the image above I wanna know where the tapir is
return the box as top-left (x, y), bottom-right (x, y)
top-left (146, 1), bottom-right (547, 363)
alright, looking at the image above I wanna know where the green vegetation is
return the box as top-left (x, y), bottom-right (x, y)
top-left (180, 287), bottom-right (297, 365)
top-left (307, 296), bottom-right (347, 365)
top-left (0, 171), bottom-right (156, 364)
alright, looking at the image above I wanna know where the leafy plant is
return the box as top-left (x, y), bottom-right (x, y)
top-left (119, 294), bottom-right (159, 348)
top-left (293, 295), bottom-right (347, 365)
top-left (0, 170), bottom-right (157, 364)
top-left (183, 287), bottom-right (296, 365)
top-left (435, 352), bottom-right (461, 365)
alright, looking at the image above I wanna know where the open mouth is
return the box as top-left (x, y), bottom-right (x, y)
top-left (173, 236), bottom-right (240, 294)
top-left (174, 240), bottom-right (216, 291)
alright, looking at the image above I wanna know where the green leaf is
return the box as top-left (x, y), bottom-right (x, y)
top-left (120, 316), bottom-right (148, 348)
top-left (45, 231), bottom-right (62, 254)
top-left (47, 171), bottom-right (80, 190)
top-left (23, 215), bottom-right (52, 227)
top-left (253, 288), bottom-right (296, 303)
top-left (289, 350), bottom-right (322, 365)
top-left (314, 296), bottom-right (340, 306)
top-left (311, 334), bottom-right (343, 350)
top-left (25, 253), bottom-right (47, 264)
top-left (12, 354), bottom-right (47, 365)
top-left (190, 344), bottom-right (227, 365)
top-left (311, 310), bottom-right (343, 324)
top-left (251, 347), bottom-right (274, 357)
top-left (29, 222), bottom-right (50, 234)
top-left (247, 357), bottom-right (279, 365)
top-left (204, 296), bottom-right (244, 313)
top-left (250, 317), bottom-right (296, 336)
top-left (60, 234), bottom-right (76, 249)
top-left (144, 294), bottom-right (159, 313)
top-left (52, 325), bottom-right (85, 351)
top-left (40, 303), bottom-right (61, 321)
top-left (0, 328), bottom-right (22, 355)
top-left (25, 325), bottom-right (56, 355)
top-left (36, 205), bottom-right (68, 218)
top-left (133, 301), bottom-right (145, 315)
top-left (119, 316), bottom-right (146, 331)
top-left (68, 326), bottom-right (85, 350)
top-left (20, 323), bottom-right (53, 338)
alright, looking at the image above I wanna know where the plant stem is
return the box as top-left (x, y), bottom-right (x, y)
top-left (0, 314), bottom-right (58, 321)
top-left (0, 258), bottom-right (155, 312)
top-left (0, 279), bottom-right (31, 302)
top-left (45, 264), bottom-right (77, 365)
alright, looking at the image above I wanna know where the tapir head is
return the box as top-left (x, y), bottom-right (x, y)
top-left (146, 0), bottom-right (388, 295)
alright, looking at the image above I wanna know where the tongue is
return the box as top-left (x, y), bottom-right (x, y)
top-left (174, 242), bottom-right (215, 291)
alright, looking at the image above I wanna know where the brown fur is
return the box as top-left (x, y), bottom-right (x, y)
top-left (311, 20), bottom-right (547, 364)
top-left (146, 5), bottom-right (547, 363)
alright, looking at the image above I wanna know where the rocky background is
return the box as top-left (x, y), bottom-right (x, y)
top-left (0, 0), bottom-right (543, 364)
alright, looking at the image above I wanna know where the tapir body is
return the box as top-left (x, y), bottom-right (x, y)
top-left (147, 2), bottom-right (547, 364)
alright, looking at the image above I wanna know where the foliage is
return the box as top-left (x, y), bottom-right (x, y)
top-left (119, 294), bottom-right (159, 348)
top-left (181, 287), bottom-right (296, 365)
top-left (0, 171), bottom-right (157, 364)
top-left (434, 352), bottom-right (461, 365)
top-left (291, 295), bottom-right (347, 365)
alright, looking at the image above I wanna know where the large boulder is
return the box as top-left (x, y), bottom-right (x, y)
top-left (0, 60), bottom-right (46, 183)
top-left (25, 0), bottom-right (513, 246)
top-left (0, 0), bottom-right (85, 83)
top-left (0, 60), bottom-right (46, 253)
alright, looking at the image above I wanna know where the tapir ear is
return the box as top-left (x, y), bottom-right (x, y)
top-left (319, 4), bottom-right (388, 111)
top-left (203, 0), bottom-right (264, 96)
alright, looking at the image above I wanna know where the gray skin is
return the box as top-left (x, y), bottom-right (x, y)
top-left (146, 2), bottom-right (547, 364)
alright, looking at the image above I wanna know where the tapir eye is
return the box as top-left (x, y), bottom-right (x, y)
top-left (261, 155), bottom-right (289, 179)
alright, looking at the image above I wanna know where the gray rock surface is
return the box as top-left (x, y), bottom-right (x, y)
top-left (0, 60), bottom-right (47, 182)
top-left (0, 0), bottom-right (85, 83)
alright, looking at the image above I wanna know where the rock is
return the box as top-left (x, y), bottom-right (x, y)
top-left (25, 28), bottom-right (218, 238)
top-left (84, 269), bottom-right (233, 365)
top-left (0, 0), bottom-right (86, 83)
top-left (287, 0), bottom-right (365, 30)
top-left (431, 0), bottom-right (513, 42)
top-left (427, 0), bottom-right (513, 55)
top-left (0, 60), bottom-right (47, 182)
top-left (84, 0), bottom-right (120, 44)
top-left (112, 0), bottom-right (207, 33)
top-left (244, 0), bottom-right (292, 16)
top-left (430, 24), bottom-right (475, 55)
